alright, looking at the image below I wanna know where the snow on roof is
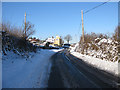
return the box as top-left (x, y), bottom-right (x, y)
top-left (46, 37), bottom-right (54, 43)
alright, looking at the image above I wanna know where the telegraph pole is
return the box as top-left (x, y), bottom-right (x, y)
top-left (81, 10), bottom-right (85, 54)
top-left (24, 12), bottom-right (26, 39)
top-left (81, 10), bottom-right (84, 43)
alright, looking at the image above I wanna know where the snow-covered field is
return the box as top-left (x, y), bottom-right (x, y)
top-left (2, 49), bottom-right (61, 88)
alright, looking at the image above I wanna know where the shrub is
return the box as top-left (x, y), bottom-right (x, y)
top-left (77, 31), bottom-right (118, 62)
top-left (91, 44), bottom-right (99, 51)
top-left (113, 26), bottom-right (120, 42)
top-left (2, 22), bottom-right (37, 55)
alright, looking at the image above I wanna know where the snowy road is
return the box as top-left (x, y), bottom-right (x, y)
top-left (48, 50), bottom-right (119, 88)
top-left (2, 49), bottom-right (119, 88)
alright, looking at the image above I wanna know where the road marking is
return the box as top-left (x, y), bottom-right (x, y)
top-left (65, 55), bottom-right (70, 61)
top-left (63, 53), bottom-right (100, 88)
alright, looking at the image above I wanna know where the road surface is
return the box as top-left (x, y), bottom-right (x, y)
top-left (48, 50), bottom-right (119, 88)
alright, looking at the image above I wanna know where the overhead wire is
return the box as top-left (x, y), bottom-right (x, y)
top-left (83, 0), bottom-right (111, 14)
top-left (76, 0), bottom-right (111, 42)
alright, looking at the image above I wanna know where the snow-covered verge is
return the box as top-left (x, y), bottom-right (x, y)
top-left (74, 38), bottom-right (119, 62)
top-left (70, 51), bottom-right (118, 76)
top-left (70, 38), bottom-right (119, 76)
top-left (2, 49), bottom-right (61, 88)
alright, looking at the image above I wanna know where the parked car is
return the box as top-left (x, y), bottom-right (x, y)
top-left (62, 44), bottom-right (71, 49)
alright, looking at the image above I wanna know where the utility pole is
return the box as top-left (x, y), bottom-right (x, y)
top-left (81, 10), bottom-right (84, 43)
top-left (81, 10), bottom-right (85, 54)
top-left (24, 12), bottom-right (26, 39)
top-left (24, 12), bottom-right (27, 53)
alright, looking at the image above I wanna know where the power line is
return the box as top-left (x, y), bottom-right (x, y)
top-left (78, 0), bottom-right (111, 42)
top-left (83, 0), bottom-right (111, 14)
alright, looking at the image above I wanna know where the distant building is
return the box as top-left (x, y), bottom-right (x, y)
top-left (45, 35), bottom-right (62, 46)
top-left (46, 37), bottom-right (54, 44)
top-left (54, 36), bottom-right (62, 46)
top-left (28, 38), bottom-right (40, 46)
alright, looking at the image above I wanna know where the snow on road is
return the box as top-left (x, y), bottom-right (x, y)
top-left (2, 49), bottom-right (62, 88)
top-left (70, 51), bottom-right (118, 76)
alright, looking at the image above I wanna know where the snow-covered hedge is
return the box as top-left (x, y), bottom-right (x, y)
top-left (70, 37), bottom-right (119, 76)
top-left (72, 37), bottom-right (119, 62)
top-left (2, 31), bottom-right (38, 56)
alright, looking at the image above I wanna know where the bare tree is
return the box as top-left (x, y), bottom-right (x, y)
top-left (113, 26), bottom-right (120, 42)
top-left (64, 34), bottom-right (72, 44)
top-left (60, 36), bottom-right (64, 46)
top-left (23, 21), bottom-right (35, 39)
top-left (2, 22), bottom-right (24, 38)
